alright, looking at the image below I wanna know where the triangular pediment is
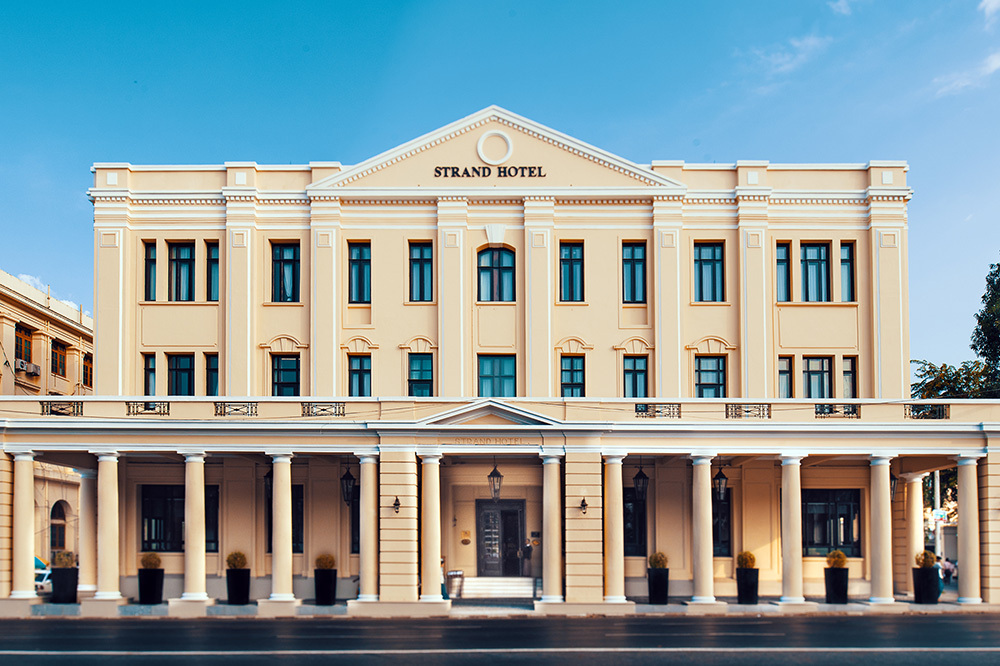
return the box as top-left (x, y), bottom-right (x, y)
top-left (419, 399), bottom-right (562, 427)
top-left (308, 106), bottom-right (686, 195)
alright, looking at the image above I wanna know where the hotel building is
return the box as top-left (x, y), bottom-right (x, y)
top-left (0, 106), bottom-right (997, 616)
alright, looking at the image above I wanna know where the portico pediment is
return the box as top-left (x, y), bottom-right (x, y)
top-left (307, 106), bottom-right (686, 196)
top-left (419, 399), bottom-right (562, 427)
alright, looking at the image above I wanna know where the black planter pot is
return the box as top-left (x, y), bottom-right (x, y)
top-left (314, 569), bottom-right (338, 606)
top-left (824, 567), bottom-right (849, 604)
top-left (226, 568), bottom-right (251, 605)
top-left (138, 568), bottom-right (164, 605)
top-left (912, 568), bottom-right (941, 604)
top-left (50, 568), bottom-right (78, 604)
top-left (736, 568), bottom-right (759, 605)
top-left (647, 568), bottom-right (669, 605)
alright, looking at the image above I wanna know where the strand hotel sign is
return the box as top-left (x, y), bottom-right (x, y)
top-left (434, 130), bottom-right (547, 179)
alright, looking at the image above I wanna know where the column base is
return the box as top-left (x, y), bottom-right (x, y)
top-left (168, 598), bottom-right (216, 617)
top-left (539, 595), bottom-right (564, 603)
top-left (419, 594), bottom-right (444, 602)
top-left (8, 590), bottom-right (38, 600)
top-left (0, 597), bottom-right (41, 618)
top-left (80, 597), bottom-right (126, 618)
top-left (356, 594), bottom-right (379, 602)
top-left (78, 584), bottom-right (97, 600)
top-left (957, 597), bottom-right (983, 604)
top-left (347, 600), bottom-right (451, 617)
top-left (604, 595), bottom-right (629, 603)
top-left (867, 597), bottom-right (896, 605)
top-left (534, 601), bottom-right (635, 616)
top-left (256, 598), bottom-right (302, 617)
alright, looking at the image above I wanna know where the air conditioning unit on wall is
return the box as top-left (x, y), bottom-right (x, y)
top-left (25, 363), bottom-right (41, 376)
top-left (14, 358), bottom-right (28, 372)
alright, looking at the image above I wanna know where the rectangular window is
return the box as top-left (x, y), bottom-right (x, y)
top-left (350, 484), bottom-right (360, 555)
top-left (560, 355), bottom-right (585, 397)
top-left (560, 242), bottom-right (584, 302)
top-left (349, 242), bottom-right (372, 304)
top-left (15, 326), bottom-right (32, 362)
top-left (266, 484), bottom-right (304, 554)
top-left (478, 355), bottom-right (516, 397)
top-left (82, 354), bottom-right (93, 388)
top-left (408, 353), bottom-right (433, 397)
top-left (51, 341), bottom-right (66, 377)
top-left (623, 487), bottom-right (647, 557)
top-left (843, 357), bottom-right (857, 399)
top-left (143, 354), bottom-right (155, 396)
top-left (167, 354), bottom-right (194, 396)
top-left (272, 355), bottom-right (300, 397)
top-left (623, 355), bottom-right (648, 399)
top-left (349, 354), bottom-right (372, 397)
top-left (271, 242), bottom-right (300, 303)
top-left (206, 241), bottom-right (219, 302)
top-left (144, 241), bottom-right (157, 301)
top-left (713, 487), bottom-right (732, 557)
top-left (695, 356), bottom-right (726, 398)
top-left (478, 248), bottom-right (515, 302)
top-left (776, 242), bottom-right (791, 302)
top-left (840, 242), bottom-right (855, 302)
top-left (622, 242), bottom-right (646, 303)
top-left (778, 356), bottom-right (793, 398)
top-left (694, 242), bottom-right (725, 302)
top-left (140, 484), bottom-right (220, 552)
top-left (409, 242), bottom-right (433, 302)
top-left (802, 489), bottom-right (861, 557)
top-left (803, 357), bottom-right (832, 399)
top-left (50, 524), bottom-right (66, 551)
top-left (801, 243), bottom-right (830, 302)
top-left (168, 242), bottom-right (195, 302)
top-left (205, 353), bottom-right (219, 397)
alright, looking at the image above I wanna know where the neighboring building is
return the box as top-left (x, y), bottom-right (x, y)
top-left (0, 107), bottom-right (997, 617)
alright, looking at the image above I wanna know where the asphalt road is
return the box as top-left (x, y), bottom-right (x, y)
top-left (0, 614), bottom-right (998, 664)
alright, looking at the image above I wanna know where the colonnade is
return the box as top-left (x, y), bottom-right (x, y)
top-left (3, 449), bottom-right (986, 609)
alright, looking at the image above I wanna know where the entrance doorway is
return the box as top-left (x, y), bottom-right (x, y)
top-left (476, 499), bottom-right (525, 577)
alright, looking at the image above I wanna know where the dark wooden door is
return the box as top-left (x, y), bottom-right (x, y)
top-left (476, 499), bottom-right (524, 577)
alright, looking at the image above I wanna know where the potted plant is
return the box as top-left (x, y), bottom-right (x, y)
top-left (50, 551), bottom-right (78, 604)
top-left (647, 551), bottom-right (669, 604)
top-left (314, 554), bottom-right (338, 606)
top-left (912, 550), bottom-right (941, 604)
top-left (736, 550), bottom-right (758, 604)
top-left (226, 551), bottom-right (251, 605)
top-left (824, 549), bottom-right (849, 604)
top-left (138, 552), bottom-right (164, 604)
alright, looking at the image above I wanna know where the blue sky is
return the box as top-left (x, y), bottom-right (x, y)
top-left (1, 0), bottom-right (998, 373)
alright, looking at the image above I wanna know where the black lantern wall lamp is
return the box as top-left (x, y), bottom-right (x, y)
top-left (488, 457), bottom-right (503, 502)
top-left (340, 468), bottom-right (356, 506)
top-left (890, 471), bottom-right (898, 502)
top-left (712, 465), bottom-right (728, 501)
top-left (580, 498), bottom-right (588, 514)
top-left (392, 496), bottom-right (401, 514)
top-left (632, 456), bottom-right (649, 503)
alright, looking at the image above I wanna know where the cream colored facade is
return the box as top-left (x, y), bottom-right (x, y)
top-left (0, 107), bottom-right (996, 618)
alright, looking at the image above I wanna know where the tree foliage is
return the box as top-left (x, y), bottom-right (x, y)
top-left (971, 260), bottom-right (1000, 374)
top-left (910, 359), bottom-right (993, 398)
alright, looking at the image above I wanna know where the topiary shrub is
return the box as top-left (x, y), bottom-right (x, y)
top-left (140, 552), bottom-right (162, 569)
top-left (226, 551), bottom-right (248, 569)
top-left (826, 550), bottom-right (848, 568)
top-left (315, 553), bottom-right (337, 570)
top-left (648, 551), bottom-right (668, 569)
top-left (736, 551), bottom-right (756, 569)
top-left (53, 551), bottom-right (76, 568)
top-left (915, 550), bottom-right (937, 568)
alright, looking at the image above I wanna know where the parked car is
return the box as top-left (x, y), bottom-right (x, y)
top-left (34, 570), bottom-right (51, 595)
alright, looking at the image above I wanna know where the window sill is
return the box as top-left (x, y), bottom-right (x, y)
top-left (264, 302), bottom-right (305, 307)
top-left (140, 301), bottom-right (219, 306)
top-left (556, 301), bottom-right (588, 306)
top-left (689, 301), bottom-right (731, 306)
top-left (475, 301), bottom-right (517, 306)
top-left (404, 300), bottom-right (437, 306)
top-left (621, 302), bottom-right (647, 308)
top-left (777, 301), bottom-right (858, 307)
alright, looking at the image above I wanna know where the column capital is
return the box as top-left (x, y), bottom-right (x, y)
top-left (267, 452), bottom-right (294, 463)
top-left (541, 453), bottom-right (564, 464)
top-left (91, 451), bottom-right (119, 463)
top-left (358, 454), bottom-right (379, 465)
top-left (869, 455), bottom-right (894, 466)
top-left (181, 451), bottom-right (206, 463)
top-left (11, 451), bottom-right (35, 462)
top-left (603, 454), bottom-right (626, 465)
top-left (899, 472), bottom-right (927, 482)
top-left (688, 454), bottom-right (716, 466)
top-left (779, 454), bottom-right (803, 466)
top-left (419, 452), bottom-right (443, 464)
top-left (956, 454), bottom-right (984, 466)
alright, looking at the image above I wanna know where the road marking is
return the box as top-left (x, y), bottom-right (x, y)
top-left (2, 648), bottom-right (1000, 656)
top-left (605, 632), bottom-right (786, 637)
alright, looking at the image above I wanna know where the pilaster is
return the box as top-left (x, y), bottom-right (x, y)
top-left (523, 197), bottom-right (554, 397)
top-left (223, 187), bottom-right (258, 396)
top-left (563, 446), bottom-right (603, 604)
top-left (436, 198), bottom-right (467, 396)
top-left (651, 197), bottom-right (683, 397)
top-left (735, 168), bottom-right (771, 398)
top-left (309, 195), bottom-right (341, 395)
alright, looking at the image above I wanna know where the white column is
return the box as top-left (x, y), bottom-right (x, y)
top-left (358, 454), bottom-right (379, 601)
top-left (541, 453), bottom-right (563, 603)
top-left (77, 469), bottom-right (98, 595)
top-left (957, 456), bottom-right (982, 604)
top-left (181, 453), bottom-right (208, 601)
top-left (95, 453), bottom-right (121, 600)
top-left (269, 453), bottom-right (295, 601)
top-left (869, 456), bottom-right (895, 603)
top-left (419, 452), bottom-right (443, 602)
top-left (603, 454), bottom-right (626, 603)
top-left (780, 455), bottom-right (804, 603)
top-left (690, 454), bottom-right (716, 603)
top-left (10, 452), bottom-right (36, 599)
top-left (902, 473), bottom-right (926, 595)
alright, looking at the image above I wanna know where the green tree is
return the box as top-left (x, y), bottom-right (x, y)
top-left (910, 359), bottom-right (991, 399)
top-left (971, 260), bottom-right (1000, 377)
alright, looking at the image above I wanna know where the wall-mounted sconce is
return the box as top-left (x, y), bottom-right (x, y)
top-left (889, 472), bottom-right (898, 502)
top-left (340, 468), bottom-right (356, 506)
top-left (580, 498), bottom-right (588, 515)
top-left (452, 515), bottom-right (458, 527)
top-left (392, 496), bottom-right (401, 514)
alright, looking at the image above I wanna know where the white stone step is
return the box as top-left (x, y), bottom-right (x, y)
top-left (457, 576), bottom-right (537, 599)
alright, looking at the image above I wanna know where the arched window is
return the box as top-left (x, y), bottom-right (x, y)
top-left (50, 502), bottom-right (67, 551)
top-left (478, 248), bottom-right (515, 302)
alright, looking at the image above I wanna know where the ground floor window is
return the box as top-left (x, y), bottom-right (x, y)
top-left (713, 488), bottom-right (732, 556)
top-left (350, 484), bottom-right (360, 555)
top-left (266, 484), bottom-right (304, 554)
top-left (623, 487), bottom-right (647, 557)
top-left (50, 502), bottom-right (67, 551)
top-left (140, 484), bottom-right (220, 552)
top-left (802, 488), bottom-right (861, 557)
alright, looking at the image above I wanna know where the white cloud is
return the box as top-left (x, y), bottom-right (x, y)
top-left (752, 35), bottom-right (833, 74)
top-left (982, 0), bottom-right (1000, 27)
top-left (935, 50), bottom-right (1000, 95)
top-left (829, 0), bottom-right (853, 16)
top-left (15, 273), bottom-right (90, 316)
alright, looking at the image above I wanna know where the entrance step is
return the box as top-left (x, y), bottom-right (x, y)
top-left (458, 577), bottom-right (537, 599)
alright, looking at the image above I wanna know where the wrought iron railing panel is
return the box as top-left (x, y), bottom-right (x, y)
top-left (635, 403), bottom-right (682, 418)
top-left (725, 403), bottom-right (771, 419)
top-left (126, 401), bottom-right (170, 416)
top-left (40, 401), bottom-right (83, 416)
top-left (904, 404), bottom-right (950, 420)
top-left (301, 402), bottom-right (346, 417)
top-left (214, 402), bottom-right (258, 417)
top-left (814, 404), bottom-right (861, 418)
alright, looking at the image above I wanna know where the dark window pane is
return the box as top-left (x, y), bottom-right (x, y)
top-left (349, 242), bottom-right (372, 304)
top-left (206, 354), bottom-right (219, 397)
top-left (622, 242), bottom-right (646, 303)
top-left (778, 357), bottom-right (793, 398)
top-left (479, 355), bottom-right (516, 397)
top-left (408, 353), bottom-right (433, 396)
top-left (802, 489), bottom-right (862, 557)
top-left (695, 356), bottom-right (726, 398)
top-left (167, 354), bottom-right (194, 396)
top-left (776, 243), bottom-right (790, 302)
top-left (272, 355), bottom-right (300, 396)
top-left (803, 357), bottom-right (832, 399)
top-left (713, 488), bottom-right (732, 556)
top-left (272, 243), bottom-right (300, 302)
top-left (623, 487), bottom-right (647, 557)
top-left (349, 354), bottom-right (372, 397)
top-left (624, 355), bottom-right (648, 398)
top-left (477, 248), bottom-right (515, 302)
top-left (144, 242), bottom-right (157, 301)
top-left (207, 242), bottom-right (219, 302)
top-left (841, 243), bottom-right (855, 302)
top-left (560, 242), bottom-right (584, 302)
top-left (168, 243), bottom-right (195, 302)
top-left (801, 243), bottom-right (830, 302)
top-left (694, 243), bottom-right (724, 302)
top-left (409, 242), bottom-right (433, 302)
top-left (560, 355), bottom-right (585, 397)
